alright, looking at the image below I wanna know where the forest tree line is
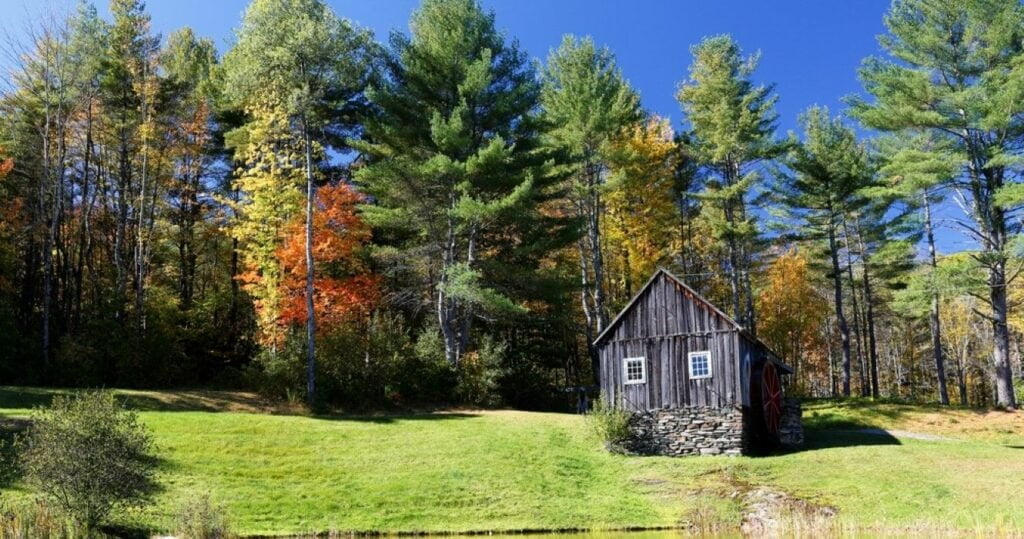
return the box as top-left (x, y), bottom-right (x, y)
top-left (1, 0), bottom-right (1022, 409)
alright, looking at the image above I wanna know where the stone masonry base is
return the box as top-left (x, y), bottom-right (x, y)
top-left (625, 406), bottom-right (744, 456)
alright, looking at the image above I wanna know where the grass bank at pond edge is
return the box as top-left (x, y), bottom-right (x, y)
top-left (1, 388), bottom-right (1022, 536)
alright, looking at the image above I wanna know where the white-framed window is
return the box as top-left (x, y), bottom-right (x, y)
top-left (623, 357), bottom-right (646, 385)
top-left (688, 350), bottom-right (712, 379)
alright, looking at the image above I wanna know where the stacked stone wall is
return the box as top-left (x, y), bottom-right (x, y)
top-left (778, 398), bottom-right (804, 449)
top-left (625, 406), bottom-right (744, 456)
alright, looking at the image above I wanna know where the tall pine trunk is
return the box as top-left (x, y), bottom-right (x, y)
top-left (828, 221), bottom-right (852, 397)
top-left (922, 195), bottom-right (949, 404)
top-left (40, 100), bottom-right (53, 372)
top-left (853, 218), bottom-right (880, 398)
top-left (962, 130), bottom-right (1016, 409)
top-left (577, 163), bottom-right (606, 384)
top-left (842, 218), bottom-right (868, 397)
top-left (990, 260), bottom-right (1015, 409)
top-left (861, 264), bottom-right (880, 398)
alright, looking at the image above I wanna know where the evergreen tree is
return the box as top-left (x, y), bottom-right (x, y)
top-left (849, 0), bottom-right (1024, 409)
top-left (676, 35), bottom-right (785, 333)
top-left (355, 0), bottom-right (572, 370)
top-left (101, 0), bottom-right (161, 327)
top-left (162, 28), bottom-right (219, 312)
top-left (539, 35), bottom-right (641, 378)
top-left (776, 107), bottom-right (871, 397)
top-left (874, 133), bottom-right (961, 404)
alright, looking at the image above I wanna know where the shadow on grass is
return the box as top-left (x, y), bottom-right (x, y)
top-left (0, 387), bottom-right (485, 423)
top-left (800, 428), bottom-right (901, 451)
top-left (0, 386), bottom-right (296, 415)
top-left (310, 411), bottom-right (480, 424)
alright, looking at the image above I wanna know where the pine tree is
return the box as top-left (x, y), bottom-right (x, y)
top-left (539, 35), bottom-right (641, 378)
top-left (776, 107), bottom-right (871, 397)
top-left (101, 0), bottom-right (161, 327)
top-left (676, 35), bottom-right (784, 333)
top-left (874, 133), bottom-right (961, 404)
top-left (355, 0), bottom-right (571, 369)
top-left (849, 0), bottom-right (1024, 409)
top-left (162, 28), bottom-right (218, 312)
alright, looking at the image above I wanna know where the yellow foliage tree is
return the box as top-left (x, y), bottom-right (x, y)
top-left (604, 116), bottom-right (679, 303)
top-left (226, 99), bottom-right (307, 348)
top-left (756, 249), bottom-right (829, 395)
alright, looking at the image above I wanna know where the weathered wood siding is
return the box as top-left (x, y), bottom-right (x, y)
top-left (598, 272), bottom-right (751, 412)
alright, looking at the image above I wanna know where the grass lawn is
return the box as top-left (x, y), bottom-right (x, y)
top-left (1, 388), bottom-right (1023, 536)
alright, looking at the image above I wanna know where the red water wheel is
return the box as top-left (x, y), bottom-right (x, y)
top-left (761, 362), bottom-right (782, 434)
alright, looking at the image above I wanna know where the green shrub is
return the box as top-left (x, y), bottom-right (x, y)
top-left (455, 335), bottom-right (506, 407)
top-left (251, 315), bottom-right (458, 409)
top-left (174, 493), bottom-right (234, 539)
top-left (14, 391), bottom-right (158, 527)
top-left (585, 398), bottom-right (632, 445)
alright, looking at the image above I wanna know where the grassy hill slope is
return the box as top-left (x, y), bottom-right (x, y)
top-left (1, 388), bottom-right (1022, 536)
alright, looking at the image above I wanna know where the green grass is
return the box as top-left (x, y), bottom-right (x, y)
top-left (802, 398), bottom-right (1024, 445)
top-left (1, 387), bottom-right (1023, 536)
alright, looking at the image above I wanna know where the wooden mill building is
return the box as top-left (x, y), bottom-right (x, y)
top-left (594, 269), bottom-right (793, 454)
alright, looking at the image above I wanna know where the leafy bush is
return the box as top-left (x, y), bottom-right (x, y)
top-left (251, 315), bottom-right (457, 409)
top-left (585, 398), bottom-right (632, 445)
top-left (15, 391), bottom-right (158, 527)
top-left (455, 335), bottom-right (506, 407)
top-left (174, 493), bottom-right (234, 539)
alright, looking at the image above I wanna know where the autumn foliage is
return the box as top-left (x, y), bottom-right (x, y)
top-left (756, 249), bottom-right (829, 394)
top-left (276, 183), bottom-right (379, 333)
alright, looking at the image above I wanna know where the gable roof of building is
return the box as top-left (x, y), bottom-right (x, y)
top-left (593, 268), bottom-right (792, 373)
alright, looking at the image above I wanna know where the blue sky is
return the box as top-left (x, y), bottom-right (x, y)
top-left (2, 0), bottom-right (970, 253)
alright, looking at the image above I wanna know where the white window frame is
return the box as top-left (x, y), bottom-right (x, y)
top-left (688, 350), bottom-right (712, 380)
top-left (623, 357), bottom-right (647, 385)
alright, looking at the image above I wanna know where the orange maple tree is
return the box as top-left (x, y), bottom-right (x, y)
top-left (756, 249), bottom-right (830, 394)
top-left (276, 182), bottom-right (379, 333)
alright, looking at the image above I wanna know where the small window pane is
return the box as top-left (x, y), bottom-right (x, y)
top-left (624, 357), bottom-right (646, 384)
top-left (689, 351), bottom-right (711, 379)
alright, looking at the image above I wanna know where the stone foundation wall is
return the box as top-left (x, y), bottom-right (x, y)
top-left (778, 398), bottom-right (804, 449)
top-left (625, 406), bottom-right (744, 456)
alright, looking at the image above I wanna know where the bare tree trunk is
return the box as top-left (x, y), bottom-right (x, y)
top-left (577, 162), bottom-right (606, 385)
top-left (457, 227), bottom-right (477, 356)
top-left (589, 174), bottom-right (607, 332)
top-left (827, 316), bottom-right (837, 397)
top-left (135, 97), bottom-right (149, 330)
top-left (922, 195), bottom-right (949, 404)
top-left (114, 109), bottom-right (130, 325)
top-left (40, 99), bottom-right (53, 372)
top-left (861, 270), bottom-right (880, 398)
top-left (828, 222), bottom-right (852, 397)
top-left (990, 261), bottom-right (1016, 409)
top-left (438, 195), bottom-right (460, 368)
top-left (853, 219), bottom-right (880, 398)
top-left (842, 218), bottom-right (868, 397)
top-left (725, 213), bottom-right (742, 324)
top-left (742, 244), bottom-right (756, 336)
top-left (301, 118), bottom-right (317, 406)
top-left (956, 342), bottom-right (969, 406)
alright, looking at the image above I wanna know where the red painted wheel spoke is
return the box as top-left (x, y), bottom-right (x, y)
top-left (761, 363), bottom-right (782, 434)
